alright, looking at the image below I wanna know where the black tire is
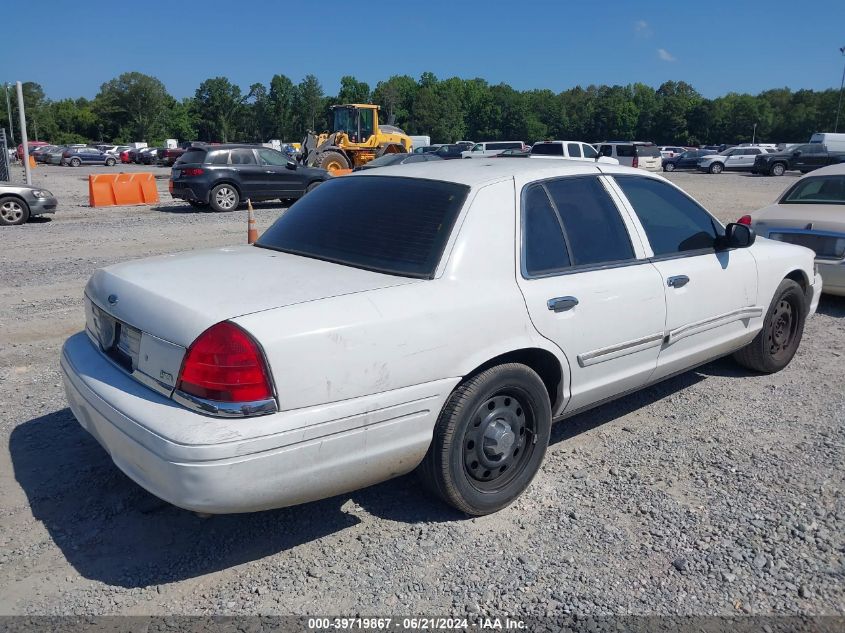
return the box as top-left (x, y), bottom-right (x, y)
top-left (0, 196), bottom-right (30, 226)
top-left (70, 157), bottom-right (81, 167)
top-left (418, 363), bottom-right (551, 516)
top-left (664, 163), bottom-right (675, 172)
top-left (733, 279), bottom-right (806, 373)
top-left (187, 200), bottom-right (209, 209)
top-left (709, 162), bottom-right (723, 174)
top-left (105, 157), bottom-right (116, 166)
top-left (314, 150), bottom-right (349, 173)
top-left (305, 181), bottom-right (322, 193)
top-left (770, 163), bottom-right (786, 177)
top-left (208, 184), bottom-right (240, 212)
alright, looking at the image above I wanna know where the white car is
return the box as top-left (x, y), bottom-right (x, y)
top-left (529, 141), bottom-right (618, 164)
top-left (742, 163), bottom-right (845, 296)
top-left (659, 146), bottom-right (686, 158)
top-left (596, 143), bottom-right (662, 171)
top-left (61, 160), bottom-right (821, 516)
top-left (697, 146), bottom-right (778, 174)
top-left (462, 141), bottom-right (525, 158)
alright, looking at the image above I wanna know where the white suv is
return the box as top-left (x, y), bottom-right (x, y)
top-left (697, 146), bottom-right (778, 174)
top-left (596, 143), bottom-right (662, 171)
top-left (529, 141), bottom-right (617, 164)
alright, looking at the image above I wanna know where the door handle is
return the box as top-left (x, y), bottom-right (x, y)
top-left (667, 275), bottom-right (690, 288)
top-left (547, 296), bottom-right (579, 312)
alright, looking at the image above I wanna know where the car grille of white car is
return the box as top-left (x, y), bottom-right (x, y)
top-left (85, 296), bottom-right (142, 373)
top-left (768, 231), bottom-right (845, 260)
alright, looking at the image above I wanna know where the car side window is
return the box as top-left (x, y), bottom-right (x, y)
top-left (257, 149), bottom-right (288, 166)
top-left (582, 144), bottom-right (598, 158)
top-left (231, 149), bottom-right (258, 165)
top-left (207, 150), bottom-right (229, 165)
top-left (615, 176), bottom-right (721, 256)
top-left (567, 143), bottom-right (582, 158)
top-left (544, 177), bottom-right (634, 266)
top-left (616, 145), bottom-right (635, 157)
top-left (748, 148), bottom-right (761, 155)
top-left (522, 184), bottom-right (571, 275)
top-left (599, 145), bottom-right (612, 157)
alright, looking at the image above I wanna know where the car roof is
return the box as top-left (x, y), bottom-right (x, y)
top-left (346, 157), bottom-right (650, 187)
top-left (184, 144), bottom-right (264, 151)
top-left (798, 163), bottom-right (845, 178)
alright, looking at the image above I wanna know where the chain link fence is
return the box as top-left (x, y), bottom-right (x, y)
top-left (0, 128), bottom-right (10, 182)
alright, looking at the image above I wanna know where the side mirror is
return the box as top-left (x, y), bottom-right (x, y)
top-left (286, 161), bottom-right (297, 170)
top-left (718, 223), bottom-right (756, 250)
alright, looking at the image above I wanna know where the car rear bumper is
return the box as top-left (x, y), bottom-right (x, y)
top-left (169, 181), bottom-right (208, 202)
top-left (61, 331), bottom-right (451, 514)
top-left (818, 261), bottom-right (845, 296)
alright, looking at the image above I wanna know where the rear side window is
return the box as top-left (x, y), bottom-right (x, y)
top-left (567, 143), bottom-right (582, 158)
top-left (531, 143), bottom-right (563, 156)
top-left (522, 185), bottom-right (571, 275)
top-left (231, 149), bottom-right (257, 165)
top-left (615, 176), bottom-right (720, 256)
top-left (635, 145), bottom-right (661, 158)
top-left (616, 145), bottom-right (635, 157)
top-left (544, 178), bottom-right (634, 266)
top-left (256, 176), bottom-right (469, 278)
top-left (582, 144), bottom-right (598, 158)
top-left (599, 145), bottom-right (612, 157)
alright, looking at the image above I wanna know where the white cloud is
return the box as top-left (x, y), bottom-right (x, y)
top-left (634, 20), bottom-right (652, 37)
top-left (657, 48), bottom-right (676, 62)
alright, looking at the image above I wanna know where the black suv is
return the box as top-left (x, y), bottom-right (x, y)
top-left (170, 144), bottom-right (330, 211)
top-left (753, 143), bottom-right (845, 176)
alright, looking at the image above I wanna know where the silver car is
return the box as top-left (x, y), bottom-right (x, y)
top-left (0, 183), bottom-right (58, 226)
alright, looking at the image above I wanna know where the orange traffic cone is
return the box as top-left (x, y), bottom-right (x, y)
top-left (247, 199), bottom-right (258, 244)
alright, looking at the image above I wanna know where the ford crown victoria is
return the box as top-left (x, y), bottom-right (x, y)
top-left (61, 160), bottom-right (821, 516)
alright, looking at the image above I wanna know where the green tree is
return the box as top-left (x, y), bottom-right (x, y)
top-left (194, 77), bottom-right (247, 142)
top-left (93, 72), bottom-right (171, 142)
top-left (269, 74), bottom-right (296, 140)
top-left (293, 74), bottom-right (324, 132)
top-left (338, 76), bottom-right (371, 104)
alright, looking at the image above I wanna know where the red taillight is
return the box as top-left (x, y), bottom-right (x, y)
top-left (632, 155), bottom-right (639, 168)
top-left (177, 322), bottom-right (273, 403)
top-left (181, 167), bottom-right (204, 177)
top-left (737, 215), bottom-right (752, 226)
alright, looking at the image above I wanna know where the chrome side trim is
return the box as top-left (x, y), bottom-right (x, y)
top-left (172, 390), bottom-right (278, 418)
top-left (666, 307), bottom-right (763, 345)
top-left (577, 332), bottom-right (665, 368)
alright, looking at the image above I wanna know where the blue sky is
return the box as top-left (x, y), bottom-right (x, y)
top-left (5, 0), bottom-right (845, 100)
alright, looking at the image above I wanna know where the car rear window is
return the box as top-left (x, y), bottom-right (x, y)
top-left (531, 143), bottom-right (564, 156)
top-left (781, 175), bottom-right (845, 204)
top-left (177, 149), bottom-right (207, 165)
top-left (635, 145), bottom-right (661, 158)
top-left (256, 176), bottom-right (470, 278)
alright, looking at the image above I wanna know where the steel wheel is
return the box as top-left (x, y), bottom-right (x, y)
top-left (0, 197), bottom-right (29, 225)
top-left (463, 393), bottom-right (535, 491)
top-left (767, 298), bottom-right (798, 362)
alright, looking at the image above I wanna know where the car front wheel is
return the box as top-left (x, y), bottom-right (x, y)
top-left (733, 279), bottom-right (806, 373)
top-left (209, 184), bottom-right (240, 212)
top-left (709, 162), bottom-right (723, 174)
top-left (664, 163), bottom-right (675, 172)
top-left (0, 196), bottom-right (30, 226)
top-left (770, 163), bottom-right (786, 176)
top-left (419, 363), bottom-right (551, 515)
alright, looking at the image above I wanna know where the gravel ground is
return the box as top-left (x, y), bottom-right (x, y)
top-left (0, 164), bottom-right (843, 618)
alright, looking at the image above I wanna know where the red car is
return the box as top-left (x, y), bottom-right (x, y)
top-left (120, 150), bottom-right (132, 164)
top-left (17, 141), bottom-right (49, 160)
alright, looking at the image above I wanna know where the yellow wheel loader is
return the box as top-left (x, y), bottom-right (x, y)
top-left (300, 104), bottom-right (412, 173)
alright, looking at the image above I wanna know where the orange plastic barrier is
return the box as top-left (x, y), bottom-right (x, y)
top-left (89, 173), bottom-right (160, 207)
top-left (28, 155), bottom-right (36, 168)
top-left (332, 169), bottom-right (352, 176)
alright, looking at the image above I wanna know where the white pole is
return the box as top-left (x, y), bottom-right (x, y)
top-left (4, 83), bottom-right (14, 146)
top-left (16, 81), bottom-right (31, 185)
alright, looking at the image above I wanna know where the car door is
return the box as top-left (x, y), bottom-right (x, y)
top-left (229, 148), bottom-right (265, 199)
top-left (723, 148), bottom-right (743, 170)
top-left (515, 175), bottom-right (666, 414)
top-left (610, 176), bottom-right (759, 382)
top-left (257, 148), bottom-right (304, 197)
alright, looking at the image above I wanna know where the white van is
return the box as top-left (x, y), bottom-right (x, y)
top-left (809, 133), bottom-right (845, 152)
top-left (529, 140), bottom-right (618, 164)
top-left (596, 142), bottom-right (662, 171)
top-left (462, 141), bottom-right (525, 158)
top-left (409, 135), bottom-right (431, 151)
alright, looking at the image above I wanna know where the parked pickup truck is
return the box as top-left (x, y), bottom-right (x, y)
top-left (754, 143), bottom-right (845, 176)
top-left (158, 142), bottom-right (203, 167)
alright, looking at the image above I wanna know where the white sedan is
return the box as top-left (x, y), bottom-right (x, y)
top-left (61, 160), bottom-right (822, 516)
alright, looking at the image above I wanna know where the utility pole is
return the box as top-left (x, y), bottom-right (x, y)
top-left (836, 46), bottom-right (845, 133)
top-left (4, 83), bottom-right (14, 146)
top-left (752, 123), bottom-right (757, 145)
top-left (16, 81), bottom-right (31, 185)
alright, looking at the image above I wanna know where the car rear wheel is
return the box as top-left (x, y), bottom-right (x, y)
top-left (70, 158), bottom-right (81, 167)
top-left (0, 196), bottom-right (30, 226)
top-left (770, 163), bottom-right (786, 176)
top-left (733, 279), bottom-right (806, 373)
top-left (209, 184), bottom-right (240, 212)
top-left (709, 162), bottom-right (723, 174)
top-left (105, 157), bottom-right (116, 166)
top-left (418, 363), bottom-right (551, 515)
top-left (664, 163), bottom-right (675, 172)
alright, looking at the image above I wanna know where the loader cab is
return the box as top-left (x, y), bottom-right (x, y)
top-left (331, 105), bottom-right (376, 143)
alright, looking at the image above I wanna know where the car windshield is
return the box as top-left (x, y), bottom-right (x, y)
top-left (365, 154), bottom-right (406, 168)
top-left (781, 175), bottom-right (845, 205)
top-left (256, 176), bottom-right (470, 278)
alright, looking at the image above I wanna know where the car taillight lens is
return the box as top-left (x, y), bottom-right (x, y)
top-left (632, 155), bottom-right (638, 168)
top-left (181, 167), bottom-right (204, 177)
top-left (737, 215), bottom-right (752, 226)
top-left (177, 322), bottom-right (273, 403)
